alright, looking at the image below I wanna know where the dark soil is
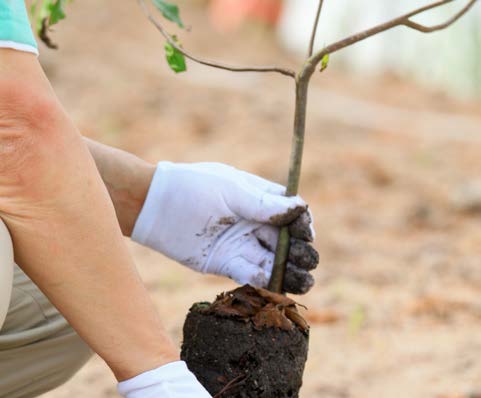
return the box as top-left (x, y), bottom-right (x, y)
top-left (181, 286), bottom-right (309, 398)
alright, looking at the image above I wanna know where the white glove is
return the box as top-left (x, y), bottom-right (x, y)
top-left (118, 361), bottom-right (211, 398)
top-left (132, 162), bottom-right (318, 294)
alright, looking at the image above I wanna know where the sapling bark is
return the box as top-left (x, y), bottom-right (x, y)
top-left (137, 0), bottom-right (478, 294)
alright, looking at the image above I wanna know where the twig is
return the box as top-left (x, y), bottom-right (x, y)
top-left (309, 0), bottom-right (478, 67)
top-left (138, 0), bottom-right (296, 78)
top-left (213, 374), bottom-right (246, 398)
top-left (307, 0), bottom-right (325, 58)
top-left (404, 0), bottom-right (477, 32)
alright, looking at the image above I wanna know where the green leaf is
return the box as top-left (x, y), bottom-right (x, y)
top-left (31, 0), bottom-right (67, 31)
top-left (152, 0), bottom-right (184, 28)
top-left (320, 53), bottom-right (330, 72)
top-left (48, 0), bottom-right (67, 25)
top-left (164, 42), bottom-right (187, 73)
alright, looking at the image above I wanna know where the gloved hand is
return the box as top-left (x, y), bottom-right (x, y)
top-left (118, 361), bottom-right (212, 398)
top-left (132, 162), bottom-right (318, 294)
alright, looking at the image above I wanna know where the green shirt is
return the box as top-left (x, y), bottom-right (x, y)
top-left (0, 0), bottom-right (38, 54)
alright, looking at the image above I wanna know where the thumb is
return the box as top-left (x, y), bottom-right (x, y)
top-left (227, 185), bottom-right (306, 225)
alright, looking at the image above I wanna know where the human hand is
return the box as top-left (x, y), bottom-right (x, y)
top-left (132, 162), bottom-right (319, 294)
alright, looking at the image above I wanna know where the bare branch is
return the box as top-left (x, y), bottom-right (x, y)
top-left (309, 0), bottom-right (478, 70)
top-left (405, 0), bottom-right (477, 32)
top-left (138, 0), bottom-right (296, 78)
top-left (307, 0), bottom-right (325, 58)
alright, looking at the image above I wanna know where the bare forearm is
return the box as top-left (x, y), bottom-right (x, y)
top-left (84, 137), bottom-right (155, 237)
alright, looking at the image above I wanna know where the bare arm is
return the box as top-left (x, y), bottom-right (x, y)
top-left (84, 137), bottom-right (155, 237)
top-left (0, 49), bottom-right (177, 380)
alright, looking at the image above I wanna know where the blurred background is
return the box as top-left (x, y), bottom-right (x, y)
top-left (38, 0), bottom-right (481, 397)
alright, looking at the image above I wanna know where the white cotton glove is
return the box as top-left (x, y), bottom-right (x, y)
top-left (132, 162), bottom-right (318, 294)
top-left (118, 361), bottom-right (212, 398)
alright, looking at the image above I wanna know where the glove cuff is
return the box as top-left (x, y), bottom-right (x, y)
top-left (117, 360), bottom-right (211, 397)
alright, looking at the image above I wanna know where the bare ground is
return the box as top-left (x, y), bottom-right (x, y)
top-left (40, 1), bottom-right (481, 397)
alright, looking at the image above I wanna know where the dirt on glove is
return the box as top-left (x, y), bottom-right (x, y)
top-left (181, 285), bottom-right (309, 398)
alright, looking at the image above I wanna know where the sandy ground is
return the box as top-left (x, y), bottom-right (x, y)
top-left (39, 1), bottom-right (481, 397)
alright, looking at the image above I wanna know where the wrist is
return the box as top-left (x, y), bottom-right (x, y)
top-left (85, 138), bottom-right (156, 237)
top-left (113, 347), bottom-right (180, 382)
top-left (116, 161), bottom-right (156, 237)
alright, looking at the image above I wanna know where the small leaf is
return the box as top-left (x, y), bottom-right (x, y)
top-left (152, 0), bottom-right (184, 28)
top-left (164, 42), bottom-right (187, 73)
top-left (320, 53), bottom-right (330, 72)
top-left (48, 0), bottom-right (67, 25)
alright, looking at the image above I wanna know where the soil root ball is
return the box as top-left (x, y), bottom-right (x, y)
top-left (181, 285), bottom-right (309, 398)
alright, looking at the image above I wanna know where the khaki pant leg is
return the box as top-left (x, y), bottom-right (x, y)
top-left (0, 219), bottom-right (14, 330)
top-left (0, 250), bottom-right (93, 397)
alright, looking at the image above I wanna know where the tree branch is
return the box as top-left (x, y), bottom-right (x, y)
top-left (404, 0), bottom-right (477, 32)
top-left (138, 0), bottom-right (296, 78)
top-left (309, 0), bottom-right (478, 70)
top-left (307, 0), bottom-right (325, 58)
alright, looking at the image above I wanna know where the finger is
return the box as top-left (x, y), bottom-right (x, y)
top-left (283, 263), bottom-right (315, 295)
top-left (227, 185), bottom-right (306, 226)
top-left (288, 209), bottom-right (315, 242)
top-left (254, 227), bottom-right (319, 271)
top-left (289, 238), bottom-right (319, 271)
top-left (221, 257), bottom-right (270, 288)
top-left (240, 171), bottom-right (286, 195)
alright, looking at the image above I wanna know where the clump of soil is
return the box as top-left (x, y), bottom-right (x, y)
top-left (181, 285), bottom-right (309, 398)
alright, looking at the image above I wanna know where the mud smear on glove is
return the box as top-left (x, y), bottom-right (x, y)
top-left (288, 211), bottom-right (313, 242)
top-left (269, 205), bottom-right (306, 227)
top-left (181, 285), bottom-right (309, 398)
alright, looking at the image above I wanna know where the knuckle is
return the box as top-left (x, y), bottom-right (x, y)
top-left (288, 239), bottom-right (319, 271)
top-left (284, 264), bottom-right (315, 295)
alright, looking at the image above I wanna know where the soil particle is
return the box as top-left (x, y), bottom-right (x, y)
top-left (219, 216), bottom-right (237, 225)
top-left (181, 286), bottom-right (309, 397)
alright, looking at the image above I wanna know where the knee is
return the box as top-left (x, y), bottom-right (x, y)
top-left (0, 219), bottom-right (14, 330)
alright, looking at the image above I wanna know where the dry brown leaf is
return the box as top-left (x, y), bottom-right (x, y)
top-left (304, 309), bottom-right (341, 325)
top-left (285, 306), bottom-right (310, 332)
top-left (200, 284), bottom-right (309, 333)
top-left (253, 303), bottom-right (293, 331)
